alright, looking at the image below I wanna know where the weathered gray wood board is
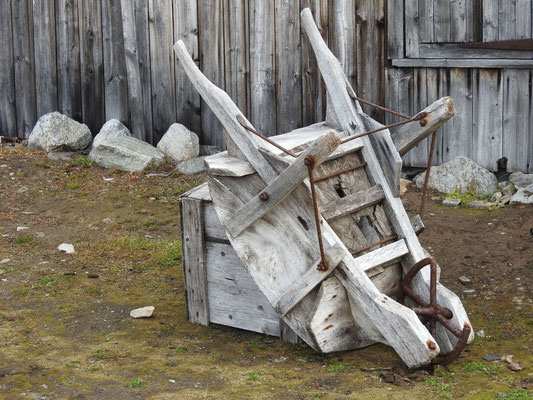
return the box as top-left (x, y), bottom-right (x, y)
top-left (0, 3), bottom-right (17, 137)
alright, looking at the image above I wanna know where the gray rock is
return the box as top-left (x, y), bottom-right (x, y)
top-left (510, 184), bottom-right (533, 204)
top-left (489, 192), bottom-right (502, 203)
top-left (92, 119), bottom-right (132, 148)
top-left (200, 145), bottom-right (221, 156)
top-left (157, 123), bottom-right (199, 163)
top-left (458, 275), bottom-right (471, 285)
top-left (177, 156), bottom-right (207, 175)
top-left (509, 172), bottom-right (533, 189)
top-left (483, 354), bottom-right (501, 362)
top-left (476, 329), bottom-right (485, 338)
top-left (468, 200), bottom-right (496, 209)
top-left (57, 243), bottom-right (75, 254)
top-left (130, 306), bottom-right (154, 319)
top-left (89, 135), bottom-right (164, 172)
top-left (0, 258), bottom-right (10, 264)
top-left (464, 289), bottom-right (476, 294)
top-left (442, 198), bottom-right (461, 207)
top-left (47, 152), bottom-right (76, 161)
top-left (498, 181), bottom-right (516, 196)
top-left (28, 112), bottom-right (92, 152)
top-left (414, 157), bottom-right (497, 196)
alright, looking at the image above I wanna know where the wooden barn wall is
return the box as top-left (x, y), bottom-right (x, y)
top-left (0, 0), bottom-right (386, 151)
top-left (386, 0), bottom-right (533, 173)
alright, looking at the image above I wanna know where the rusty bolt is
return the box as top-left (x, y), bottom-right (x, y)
top-left (259, 192), bottom-right (269, 201)
top-left (426, 340), bottom-right (437, 351)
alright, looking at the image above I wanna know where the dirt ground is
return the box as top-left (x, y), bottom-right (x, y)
top-left (0, 145), bottom-right (531, 400)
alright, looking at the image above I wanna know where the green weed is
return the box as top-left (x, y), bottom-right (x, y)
top-left (244, 371), bottom-right (262, 382)
top-left (176, 345), bottom-right (188, 353)
top-left (92, 349), bottom-right (110, 360)
top-left (39, 276), bottom-right (54, 285)
top-left (497, 389), bottom-right (533, 400)
top-left (67, 182), bottom-right (81, 190)
top-left (462, 361), bottom-right (501, 375)
top-left (426, 377), bottom-right (453, 398)
top-left (15, 236), bottom-right (34, 244)
top-left (328, 363), bottom-right (345, 372)
top-left (73, 155), bottom-right (95, 167)
top-left (129, 378), bottom-right (144, 388)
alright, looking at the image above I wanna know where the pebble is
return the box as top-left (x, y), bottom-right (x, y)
top-left (0, 164), bottom-right (8, 168)
top-left (36, 232), bottom-right (46, 238)
top-left (0, 258), bottom-right (11, 264)
top-left (443, 198), bottom-right (461, 206)
top-left (458, 275), bottom-right (471, 285)
top-left (130, 306), bottom-right (155, 319)
top-left (169, 379), bottom-right (176, 384)
top-left (1, 278), bottom-right (7, 282)
top-left (16, 226), bottom-right (29, 232)
top-left (483, 354), bottom-right (501, 362)
top-left (476, 330), bottom-right (485, 338)
top-left (145, 234), bottom-right (154, 239)
top-left (463, 289), bottom-right (475, 294)
top-left (57, 243), bottom-right (75, 254)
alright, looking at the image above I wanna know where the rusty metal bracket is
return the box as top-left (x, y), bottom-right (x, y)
top-left (399, 257), bottom-right (471, 366)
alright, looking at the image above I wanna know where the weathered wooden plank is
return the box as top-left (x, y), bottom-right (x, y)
top-left (203, 202), bottom-right (227, 241)
top-left (403, 68), bottom-right (429, 167)
top-left (418, 0), bottom-right (434, 44)
top-left (410, 214), bottom-right (425, 236)
top-left (79, 0), bottom-right (105, 135)
top-left (391, 58), bottom-right (533, 68)
top-left (121, 0), bottom-right (145, 140)
top-left (450, 0), bottom-right (468, 42)
top-left (473, 69), bottom-right (503, 171)
top-left (0, 2), bottom-right (17, 137)
top-left (223, 0), bottom-right (248, 115)
top-left (308, 277), bottom-right (368, 352)
top-left (516, 0), bottom-right (532, 39)
top-left (224, 130), bottom-right (341, 237)
top-left (174, 0), bottom-right (201, 137)
top-left (33, 0), bottom-right (57, 117)
top-left (275, 0), bottom-right (302, 133)
top-left (393, 97), bottom-right (455, 157)
top-left (426, 68), bottom-right (442, 165)
top-left (356, 0), bottom-right (386, 120)
top-left (387, 0), bottom-right (404, 59)
top-left (530, 70), bottom-right (533, 174)
top-left (482, 0), bottom-right (499, 41)
top-left (249, 0), bottom-right (276, 136)
top-left (417, 44), bottom-right (533, 59)
top-left (181, 198), bottom-right (209, 325)
top-left (174, 40), bottom-right (279, 184)
top-left (503, 69), bottom-right (530, 172)
top-left (320, 185), bottom-right (385, 221)
top-left (197, 0), bottom-right (225, 147)
top-left (498, 0), bottom-right (516, 40)
top-left (330, 0), bottom-right (357, 90)
top-left (442, 69), bottom-right (473, 163)
top-left (434, 0), bottom-right (451, 43)
top-left (300, 0), bottom-right (328, 126)
top-left (56, 0), bottom-right (82, 121)
top-left (353, 240), bottom-right (409, 273)
top-left (133, 0), bottom-right (153, 143)
top-left (148, 0), bottom-right (175, 143)
top-left (274, 244), bottom-right (345, 318)
top-left (12, 0), bottom-right (36, 138)
top-left (404, 0), bottom-right (419, 58)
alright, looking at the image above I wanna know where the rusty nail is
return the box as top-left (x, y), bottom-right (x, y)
top-left (427, 340), bottom-right (437, 351)
top-left (259, 192), bottom-right (269, 201)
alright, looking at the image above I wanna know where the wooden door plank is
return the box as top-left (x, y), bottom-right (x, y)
top-left (321, 185), bottom-right (385, 221)
top-left (33, 0), bottom-right (57, 117)
top-left (387, 0), bottom-right (404, 59)
top-left (352, 239), bottom-right (409, 273)
top-left (121, 0), bottom-right (145, 140)
top-left (57, 0), bottom-right (82, 121)
top-left (224, 130), bottom-right (341, 237)
top-left (175, 0), bottom-right (201, 137)
top-left (405, 0), bottom-right (420, 58)
top-left (148, 0), bottom-right (175, 143)
top-left (516, 0), bottom-right (532, 39)
top-left (450, 0), bottom-right (468, 42)
top-left (0, 2), bottom-right (17, 137)
top-left (392, 97), bottom-right (455, 157)
top-left (482, 0), bottom-right (499, 41)
top-left (181, 198), bottom-right (209, 325)
top-left (274, 244), bottom-right (344, 318)
top-left (174, 40), bottom-right (279, 184)
top-left (79, 0), bottom-right (105, 135)
top-left (12, 0), bottom-right (36, 138)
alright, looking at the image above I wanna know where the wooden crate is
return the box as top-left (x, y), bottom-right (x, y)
top-left (180, 182), bottom-right (300, 343)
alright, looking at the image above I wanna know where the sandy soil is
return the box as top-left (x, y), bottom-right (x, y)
top-left (0, 145), bottom-right (531, 399)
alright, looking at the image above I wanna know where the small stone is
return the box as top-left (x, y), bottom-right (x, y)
top-left (476, 329), bottom-right (485, 338)
top-left (157, 123), bottom-right (199, 163)
top-left (130, 306), bottom-right (155, 319)
top-left (483, 354), bottom-right (501, 362)
top-left (57, 243), bottom-right (75, 254)
top-left (177, 156), bottom-right (207, 175)
top-left (36, 232), bottom-right (46, 238)
top-left (443, 198), bottom-right (461, 206)
top-left (468, 200), bottom-right (496, 209)
top-left (1, 279), bottom-right (7, 282)
top-left (489, 192), bottom-right (502, 203)
top-left (458, 275), bottom-right (471, 285)
top-left (431, 197), bottom-right (441, 201)
top-left (463, 289), bottom-right (476, 294)
top-left (16, 226), bottom-right (29, 232)
top-left (400, 179), bottom-right (411, 197)
top-left (168, 379), bottom-right (176, 384)
top-left (42, 384), bottom-right (48, 389)
top-left (0, 258), bottom-right (11, 264)
top-left (102, 218), bottom-right (113, 224)
top-left (510, 184), bottom-right (533, 204)
top-left (144, 234), bottom-right (154, 239)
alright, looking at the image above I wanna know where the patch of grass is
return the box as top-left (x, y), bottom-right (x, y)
top-left (328, 363), bottom-right (345, 372)
top-left (0, 313), bottom-right (5, 320)
top-left (67, 182), bottom-right (81, 190)
top-left (129, 378), bottom-right (144, 388)
top-left (91, 349), bottom-right (110, 360)
top-left (426, 377), bottom-right (453, 398)
top-left (497, 389), bottom-right (533, 400)
top-left (73, 155), bottom-right (95, 167)
top-left (176, 345), bottom-right (188, 353)
top-left (312, 393), bottom-right (327, 398)
top-left (462, 361), bottom-right (501, 375)
top-left (446, 188), bottom-right (493, 206)
top-left (39, 276), bottom-right (54, 285)
top-left (15, 236), bottom-right (34, 244)
top-left (244, 371), bottom-right (262, 383)
top-left (142, 218), bottom-right (157, 227)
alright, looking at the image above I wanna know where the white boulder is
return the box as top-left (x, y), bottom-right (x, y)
top-left (28, 112), bottom-right (92, 152)
top-left (130, 306), bottom-right (155, 319)
top-left (92, 119), bottom-right (132, 148)
top-left (157, 123), bottom-right (199, 163)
